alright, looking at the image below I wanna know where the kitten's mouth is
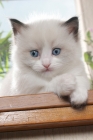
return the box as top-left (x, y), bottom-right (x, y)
top-left (43, 68), bottom-right (52, 72)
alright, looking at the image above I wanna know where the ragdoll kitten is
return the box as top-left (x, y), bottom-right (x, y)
top-left (0, 16), bottom-right (90, 106)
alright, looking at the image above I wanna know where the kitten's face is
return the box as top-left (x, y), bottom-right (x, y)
top-left (11, 18), bottom-right (80, 78)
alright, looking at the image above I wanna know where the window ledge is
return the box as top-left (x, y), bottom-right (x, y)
top-left (0, 90), bottom-right (93, 132)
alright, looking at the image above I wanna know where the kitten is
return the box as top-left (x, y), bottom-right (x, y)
top-left (0, 16), bottom-right (90, 106)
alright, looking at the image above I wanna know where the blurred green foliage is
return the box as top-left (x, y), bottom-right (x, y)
top-left (0, 31), bottom-right (11, 77)
top-left (84, 31), bottom-right (93, 46)
top-left (84, 30), bottom-right (93, 89)
top-left (0, 0), bottom-right (4, 8)
top-left (0, 1), bottom-right (11, 78)
top-left (84, 51), bottom-right (93, 69)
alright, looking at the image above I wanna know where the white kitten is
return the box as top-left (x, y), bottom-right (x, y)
top-left (0, 16), bottom-right (90, 107)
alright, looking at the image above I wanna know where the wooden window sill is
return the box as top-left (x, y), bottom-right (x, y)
top-left (0, 90), bottom-right (93, 132)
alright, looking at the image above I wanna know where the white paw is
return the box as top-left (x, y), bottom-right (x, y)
top-left (70, 90), bottom-right (88, 106)
top-left (56, 74), bottom-right (76, 96)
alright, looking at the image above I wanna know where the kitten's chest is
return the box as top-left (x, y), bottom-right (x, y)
top-left (14, 74), bottom-right (47, 95)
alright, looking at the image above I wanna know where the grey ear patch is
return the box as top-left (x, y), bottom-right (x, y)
top-left (64, 17), bottom-right (79, 40)
top-left (9, 19), bottom-right (25, 35)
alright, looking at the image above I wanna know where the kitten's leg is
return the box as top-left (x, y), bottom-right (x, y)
top-left (70, 76), bottom-right (90, 107)
top-left (49, 73), bottom-right (76, 97)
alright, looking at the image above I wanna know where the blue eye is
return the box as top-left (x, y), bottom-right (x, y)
top-left (52, 48), bottom-right (61, 56)
top-left (30, 50), bottom-right (39, 57)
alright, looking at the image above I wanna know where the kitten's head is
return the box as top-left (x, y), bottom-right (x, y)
top-left (10, 16), bottom-right (81, 79)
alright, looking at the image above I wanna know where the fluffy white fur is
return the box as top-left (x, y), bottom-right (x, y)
top-left (0, 16), bottom-right (90, 106)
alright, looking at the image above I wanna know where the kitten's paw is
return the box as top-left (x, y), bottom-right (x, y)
top-left (56, 74), bottom-right (76, 96)
top-left (70, 90), bottom-right (88, 109)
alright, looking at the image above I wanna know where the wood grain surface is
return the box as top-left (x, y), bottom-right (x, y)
top-left (1, 105), bottom-right (93, 132)
top-left (0, 90), bottom-right (93, 132)
top-left (0, 90), bottom-right (93, 112)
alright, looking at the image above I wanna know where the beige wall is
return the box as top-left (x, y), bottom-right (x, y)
top-left (75, 0), bottom-right (93, 39)
top-left (75, 0), bottom-right (93, 79)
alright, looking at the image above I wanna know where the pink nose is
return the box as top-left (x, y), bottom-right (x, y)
top-left (43, 64), bottom-right (50, 69)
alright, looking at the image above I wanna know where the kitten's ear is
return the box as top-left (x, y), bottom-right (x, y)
top-left (64, 17), bottom-right (79, 40)
top-left (9, 19), bottom-right (25, 35)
